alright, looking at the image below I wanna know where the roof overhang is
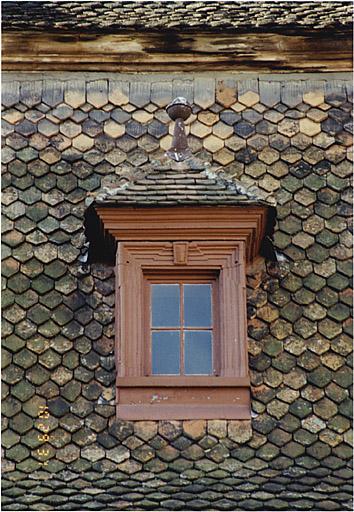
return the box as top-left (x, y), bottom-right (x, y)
top-left (2, 29), bottom-right (352, 72)
top-left (85, 203), bottom-right (277, 265)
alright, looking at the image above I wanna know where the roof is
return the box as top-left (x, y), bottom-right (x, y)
top-left (84, 156), bottom-right (277, 265)
top-left (2, 1), bottom-right (352, 33)
top-left (89, 156), bottom-right (275, 208)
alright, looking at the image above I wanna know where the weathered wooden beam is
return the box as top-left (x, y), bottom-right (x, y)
top-left (2, 30), bottom-right (352, 72)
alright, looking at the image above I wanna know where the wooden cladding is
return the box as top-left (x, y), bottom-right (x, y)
top-left (2, 30), bottom-right (352, 72)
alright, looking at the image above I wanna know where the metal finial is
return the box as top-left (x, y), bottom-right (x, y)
top-left (166, 97), bottom-right (192, 162)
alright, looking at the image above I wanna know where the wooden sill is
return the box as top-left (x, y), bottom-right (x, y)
top-left (117, 404), bottom-right (251, 420)
top-left (116, 376), bottom-right (250, 387)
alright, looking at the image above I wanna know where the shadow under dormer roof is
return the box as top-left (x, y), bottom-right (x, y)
top-left (84, 156), bottom-right (277, 265)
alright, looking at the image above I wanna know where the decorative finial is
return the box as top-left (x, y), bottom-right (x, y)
top-left (166, 97), bottom-right (192, 162)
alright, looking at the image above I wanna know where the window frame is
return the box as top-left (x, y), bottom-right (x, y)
top-left (115, 240), bottom-right (250, 419)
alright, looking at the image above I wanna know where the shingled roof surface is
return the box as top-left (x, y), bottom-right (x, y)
top-left (2, 1), bottom-right (352, 32)
top-left (91, 157), bottom-right (275, 207)
top-left (86, 157), bottom-right (276, 264)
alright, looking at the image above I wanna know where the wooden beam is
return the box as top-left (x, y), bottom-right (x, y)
top-left (116, 376), bottom-right (251, 387)
top-left (95, 206), bottom-right (268, 263)
top-left (2, 30), bottom-right (352, 72)
top-left (117, 404), bottom-right (251, 420)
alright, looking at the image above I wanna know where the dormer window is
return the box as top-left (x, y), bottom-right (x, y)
top-left (85, 156), bottom-right (276, 420)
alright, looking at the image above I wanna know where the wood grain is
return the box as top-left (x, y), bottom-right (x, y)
top-left (2, 30), bottom-right (352, 72)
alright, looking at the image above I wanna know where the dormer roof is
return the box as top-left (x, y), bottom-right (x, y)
top-left (90, 157), bottom-right (275, 208)
top-left (84, 157), bottom-right (277, 265)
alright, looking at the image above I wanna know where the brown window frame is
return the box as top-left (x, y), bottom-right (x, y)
top-left (116, 240), bottom-right (250, 419)
top-left (94, 205), bottom-right (269, 419)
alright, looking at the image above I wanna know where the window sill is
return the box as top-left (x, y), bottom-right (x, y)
top-left (116, 376), bottom-right (250, 387)
top-left (116, 376), bottom-right (251, 420)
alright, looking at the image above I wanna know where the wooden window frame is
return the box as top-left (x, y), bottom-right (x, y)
top-left (116, 241), bottom-right (250, 419)
top-left (94, 205), bottom-right (269, 419)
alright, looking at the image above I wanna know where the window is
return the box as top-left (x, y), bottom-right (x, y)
top-left (93, 205), bottom-right (269, 419)
top-left (148, 278), bottom-right (216, 376)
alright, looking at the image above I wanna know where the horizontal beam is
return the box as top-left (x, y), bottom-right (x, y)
top-left (117, 404), bottom-right (251, 420)
top-left (2, 30), bottom-right (352, 72)
top-left (116, 376), bottom-right (250, 387)
top-left (95, 205), bottom-right (268, 263)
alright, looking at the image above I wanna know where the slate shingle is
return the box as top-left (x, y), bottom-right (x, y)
top-left (2, 1), bottom-right (352, 32)
top-left (1, 73), bottom-right (352, 511)
top-left (92, 157), bottom-right (274, 207)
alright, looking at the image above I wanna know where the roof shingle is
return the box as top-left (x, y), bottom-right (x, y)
top-left (2, 1), bottom-right (352, 33)
top-left (89, 156), bottom-right (275, 207)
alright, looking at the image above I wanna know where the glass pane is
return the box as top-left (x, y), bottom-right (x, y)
top-left (184, 284), bottom-right (212, 327)
top-left (152, 284), bottom-right (180, 327)
top-left (152, 331), bottom-right (180, 375)
top-left (185, 331), bottom-right (212, 375)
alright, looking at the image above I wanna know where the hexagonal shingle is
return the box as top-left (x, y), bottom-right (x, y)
top-left (258, 148), bottom-right (279, 165)
top-left (190, 121), bottom-right (212, 138)
top-left (299, 118), bottom-right (321, 136)
top-left (238, 91), bottom-right (260, 107)
top-left (234, 121), bottom-right (255, 139)
top-left (105, 148), bottom-right (126, 166)
top-left (147, 119), bottom-right (168, 139)
top-left (203, 135), bottom-right (224, 153)
top-left (103, 120), bottom-right (125, 138)
top-left (292, 233), bottom-right (314, 249)
top-left (38, 119), bottom-right (59, 137)
top-left (278, 119), bottom-right (299, 137)
top-left (225, 135), bottom-right (246, 152)
top-left (72, 134), bottom-right (94, 152)
top-left (126, 120), bottom-right (147, 139)
top-left (213, 148), bottom-right (234, 165)
top-left (60, 120), bottom-right (81, 138)
top-left (212, 122), bottom-right (234, 139)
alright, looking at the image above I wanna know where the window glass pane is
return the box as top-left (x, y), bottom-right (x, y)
top-left (152, 284), bottom-right (180, 327)
top-left (184, 284), bottom-right (212, 327)
top-left (184, 331), bottom-right (212, 375)
top-left (152, 331), bottom-right (180, 375)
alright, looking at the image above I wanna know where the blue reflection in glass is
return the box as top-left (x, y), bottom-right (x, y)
top-left (152, 331), bottom-right (180, 375)
top-left (184, 284), bottom-right (211, 327)
top-left (152, 284), bottom-right (180, 327)
top-left (185, 331), bottom-right (212, 375)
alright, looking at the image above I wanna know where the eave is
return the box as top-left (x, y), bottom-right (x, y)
top-left (2, 29), bottom-right (352, 72)
top-left (87, 204), bottom-right (275, 264)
